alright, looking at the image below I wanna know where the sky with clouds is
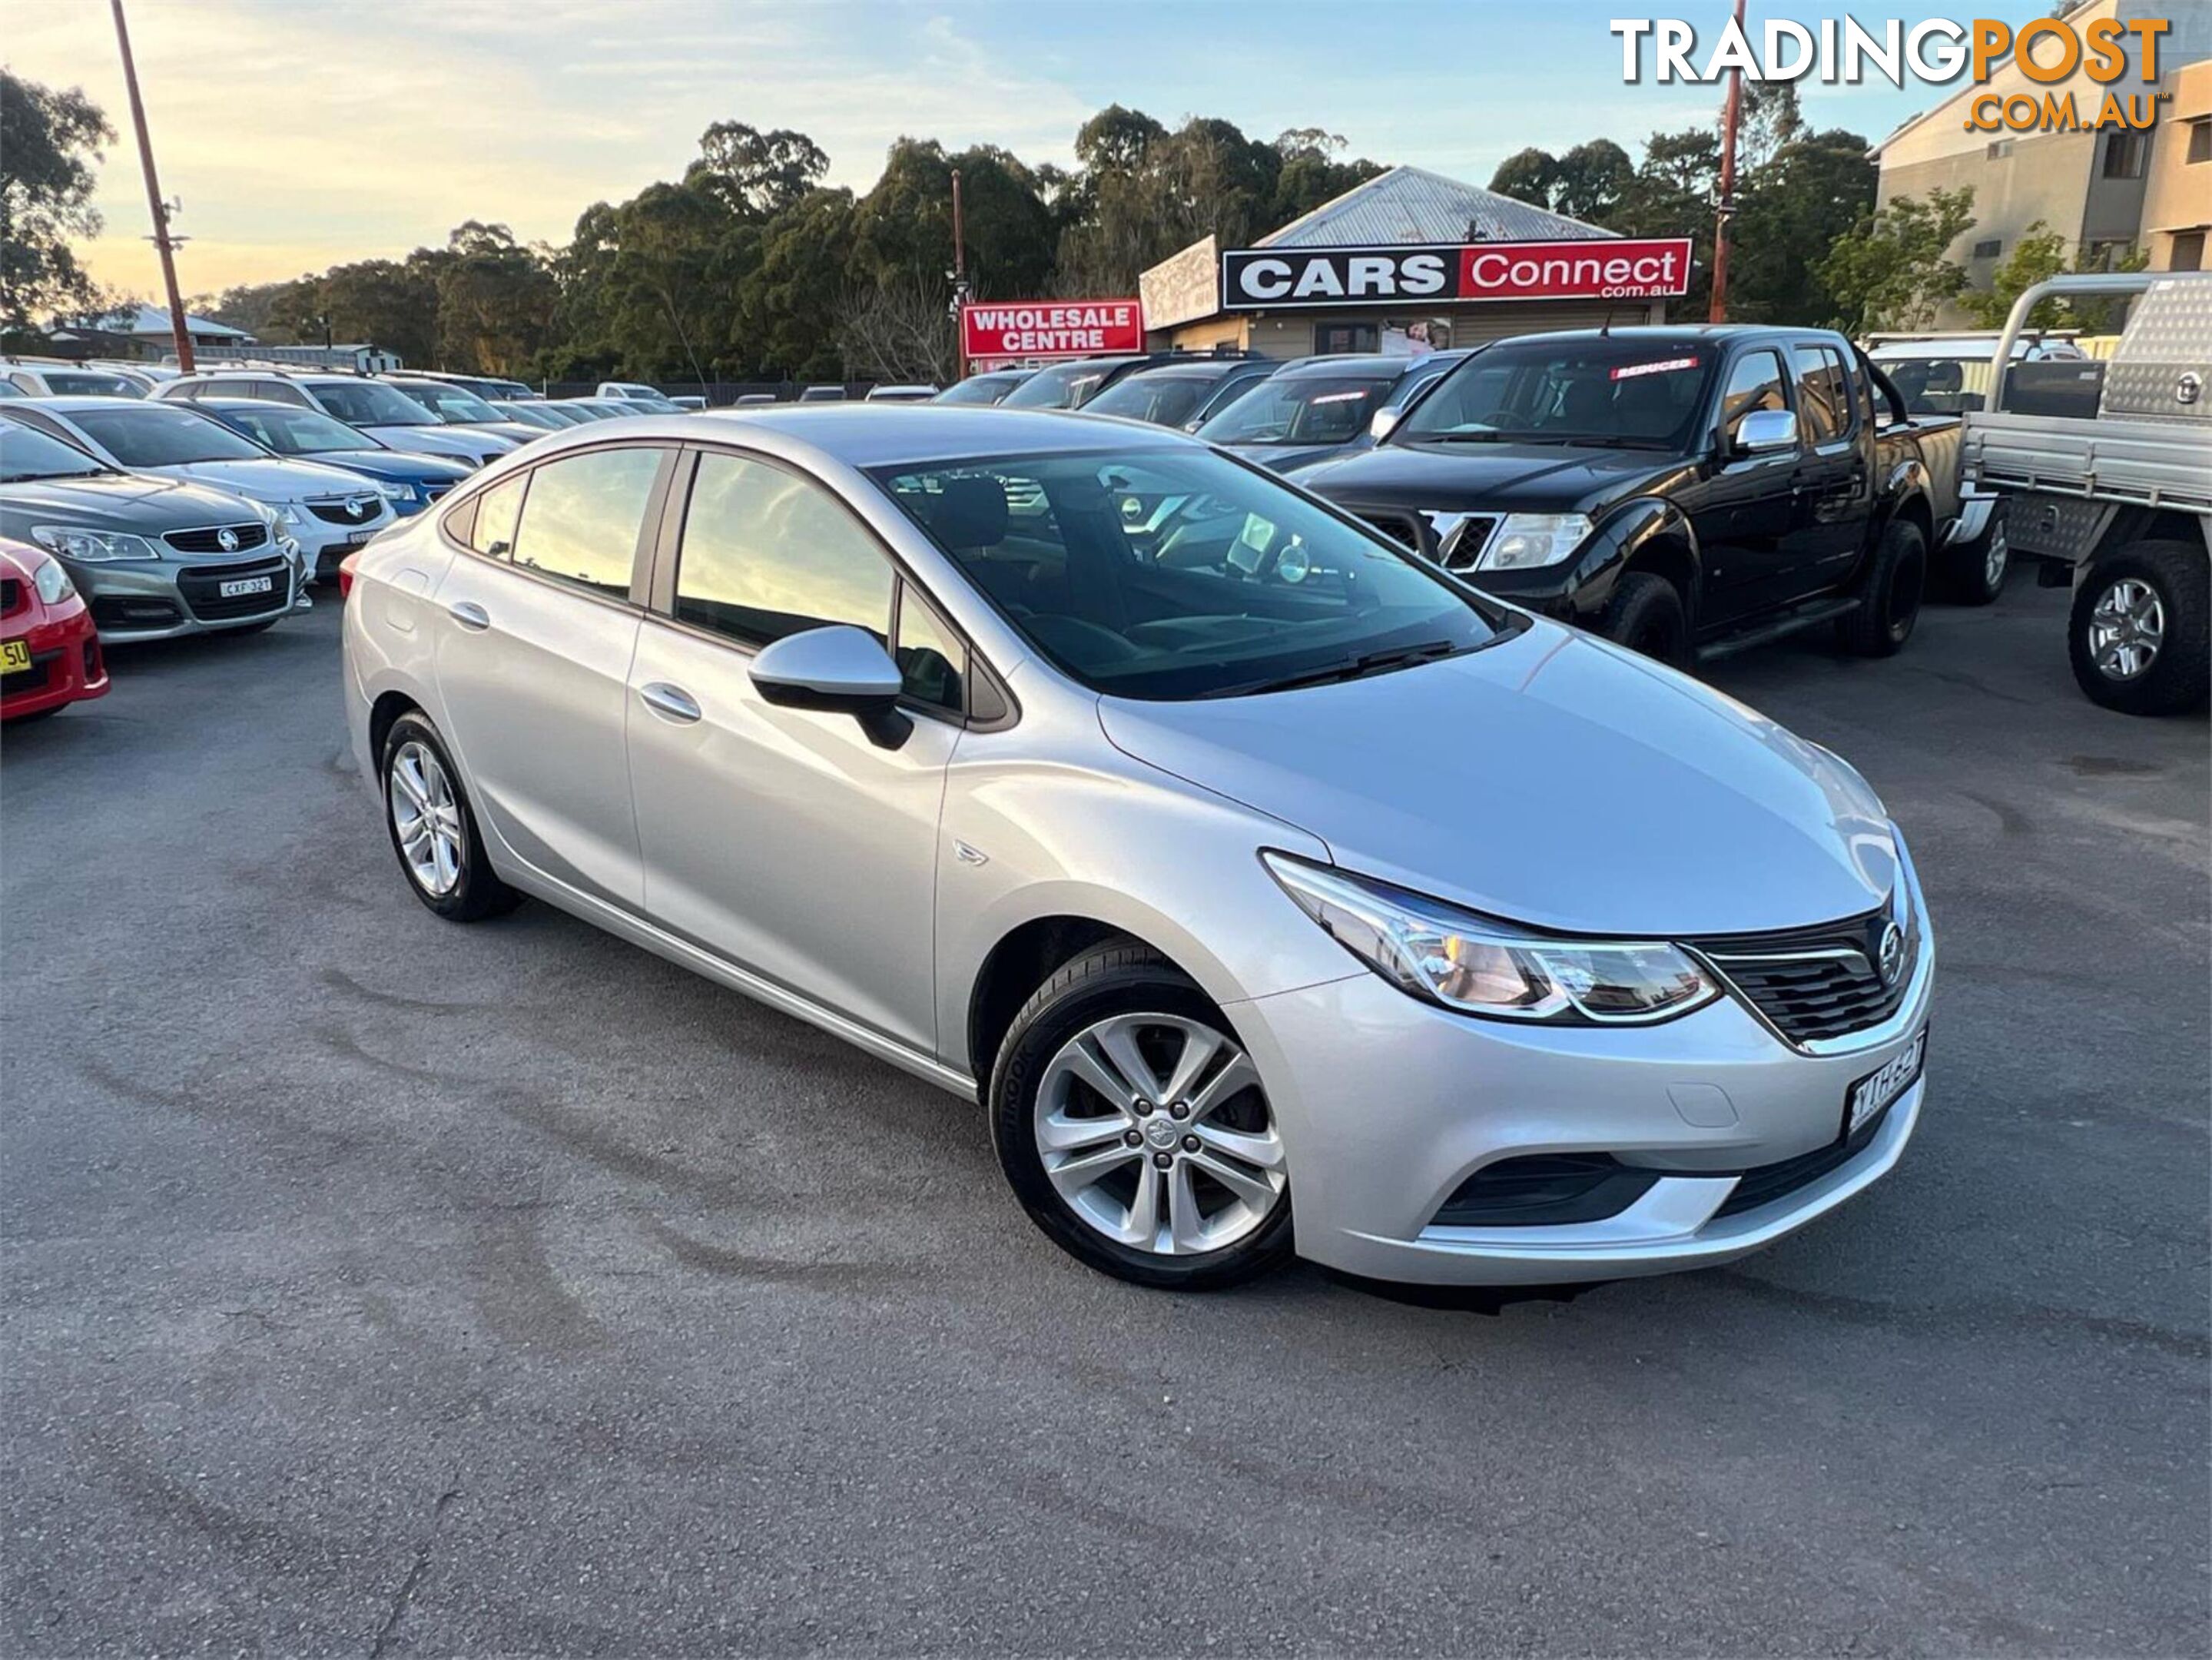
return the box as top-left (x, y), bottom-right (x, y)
top-left (8, 0), bottom-right (2057, 300)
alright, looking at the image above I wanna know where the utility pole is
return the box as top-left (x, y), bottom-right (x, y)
top-left (1708, 0), bottom-right (1746, 324)
top-left (110, 0), bottom-right (194, 370)
top-left (950, 168), bottom-right (970, 383)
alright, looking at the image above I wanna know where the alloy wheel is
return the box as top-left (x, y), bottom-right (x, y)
top-left (389, 739), bottom-right (464, 895)
top-left (1033, 1012), bottom-right (1285, 1256)
top-left (2088, 577), bottom-right (2164, 680)
top-left (1985, 521), bottom-right (2009, 592)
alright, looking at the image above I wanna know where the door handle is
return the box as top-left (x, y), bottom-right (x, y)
top-left (638, 682), bottom-right (702, 723)
top-left (446, 599), bottom-right (490, 631)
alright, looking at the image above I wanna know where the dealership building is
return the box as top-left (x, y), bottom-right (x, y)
top-left (1139, 166), bottom-right (1684, 358)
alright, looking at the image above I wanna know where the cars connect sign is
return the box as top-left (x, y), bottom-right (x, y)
top-left (960, 300), bottom-right (1145, 360)
top-left (1220, 238), bottom-right (1695, 309)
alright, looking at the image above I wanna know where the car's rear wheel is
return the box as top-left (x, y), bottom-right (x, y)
top-left (380, 712), bottom-right (519, 921)
top-left (2068, 540), bottom-right (2210, 715)
top-left (990, 943), bottom-right (1294, 1290)
top-left (1839, 517), bottom-right (1926, 657)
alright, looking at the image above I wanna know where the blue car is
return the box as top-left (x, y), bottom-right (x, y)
top-left (192, 398), bottom-right (473, 515)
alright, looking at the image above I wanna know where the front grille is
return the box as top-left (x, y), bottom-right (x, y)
top-left (1693, 909), bottom-right (1913, 1044)
top-left (307, 496), bottom-right (380, 526)
top-left (175, 556), bottom-right (290, 621)
top-left (1714, 1105), bottom-right (1892, 1219)
top-left (1438, 516), bottom-right (1499, 573)
top-left (164, 523), bottom-right (270, 555)
top-left (1353, 509), bottom-right (1427, 552)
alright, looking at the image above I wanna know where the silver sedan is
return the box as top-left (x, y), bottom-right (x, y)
top-left (343, 408), bottom-right (1933, 1291)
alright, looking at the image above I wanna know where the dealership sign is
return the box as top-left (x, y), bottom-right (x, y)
top-left (960, 300), bottom-right (1144, 360)
top-left (1219, 238), bottom-right (1694, 310)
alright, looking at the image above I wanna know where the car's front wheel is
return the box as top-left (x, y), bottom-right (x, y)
top-left (990, 943), bottom-right (1294, 1290)
top-left (380, 712), bottom-right (520, 921)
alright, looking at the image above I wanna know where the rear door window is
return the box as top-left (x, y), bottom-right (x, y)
top-left (1792, 346), bottom-right (1849, 444)
top-left (507, 446), bottom-right (666, 598)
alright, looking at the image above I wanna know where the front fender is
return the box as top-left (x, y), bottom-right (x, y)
top-left (1474, 498), bottom-right (1700, 625)
top-left (934, 738), bottom-right (1344, 1075)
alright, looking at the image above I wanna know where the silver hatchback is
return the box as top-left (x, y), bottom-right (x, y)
top-left (343, 409), bottom-right (1933, 1290)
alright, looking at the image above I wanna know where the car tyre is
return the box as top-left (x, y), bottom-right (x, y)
top-left (990, 942), bottom-right (1295, 1290)
top-left (380, 712), bottom-right (521, 921)
top-left (1839, 516), bottom-right (1926, 657)
top-left (1937, 512), bottom-right (2008, 606)
top-left (1599, 571), bottom-right (1691, 668)
top-left (2068, 540), bottom-right (2210, 716)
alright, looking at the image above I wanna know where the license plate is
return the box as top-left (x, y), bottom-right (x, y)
top-left (341, 530), bottom-right (376, 547)
top-left (218, 576), bottom-right (274, 599)
top-left (1846, 1029), bottom-right (1925, 1136)
top-left (1, 639), bottom-right (29, 673)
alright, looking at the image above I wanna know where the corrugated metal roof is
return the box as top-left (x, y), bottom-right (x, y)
top-left (1259, 165), bottom-right (1613, 248)
top-left (71, 304), bottom-right (252, 339)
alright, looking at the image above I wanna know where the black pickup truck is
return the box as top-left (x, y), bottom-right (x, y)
top-left (1296, 325), bottom-right (2000, 666)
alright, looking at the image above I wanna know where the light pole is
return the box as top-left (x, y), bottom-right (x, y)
top-left (1708, 0), bottom-right (1747, 323)
top-left (110, 0), bottom-right (194, 370)
top-left (950, 168), bottom-right (970, 383)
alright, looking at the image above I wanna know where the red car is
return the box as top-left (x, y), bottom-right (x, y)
top-left (2, 536), bottom-right (108, 723)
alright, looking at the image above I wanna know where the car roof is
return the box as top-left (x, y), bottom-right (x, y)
top-left (680, 405), bottom-right (1194, 466)
top-left (1269, 353), bottom-right (1456, 380)
top-left (1109, 357), bottom-right (1269, 383)
top-left (8, 394), bottom-right (174, 415)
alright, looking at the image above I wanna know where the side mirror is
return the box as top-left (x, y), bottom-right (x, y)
top-left (1732, 407), bottom-right (1798, 456)
top-left (748, 624), bottom-right (910, 747)
top-left (1368, 405), bottom-right (1403, 443)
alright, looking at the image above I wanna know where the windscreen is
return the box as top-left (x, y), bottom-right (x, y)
top-left (871, 446), bottom-right (1502, 701)
top-left (1399, 339), bottom-right (1716, 449)
top-left (45, 372), bottom-right (146, 398)
top-left (1196, 376), bottom-right (1391, 446)
top-left (69, 405), bottom-right (268, 466)
top-left (935, 373), bottom-right (1026, 405)
top-left (396, 383), bottom-right (504, 423)
top-left (1000, 360), bottom-right (1131, 410)
top-left (313, 381), bottom-right (438, 426)
top-left (0, 420), bottom-right (111, 481)
top-left (1082, 374), bottom-right (1215, 428)
top-left (219, 405), bottom-right (379, 455)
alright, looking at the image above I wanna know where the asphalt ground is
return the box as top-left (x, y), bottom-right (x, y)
top-left (3, 575), bottom-right (2206, 1656)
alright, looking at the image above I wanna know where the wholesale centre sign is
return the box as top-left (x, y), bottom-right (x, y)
top-left (960, 300), bottom-right (1144, 360)
top-left (1219, 238), bottom-right (1695, 310)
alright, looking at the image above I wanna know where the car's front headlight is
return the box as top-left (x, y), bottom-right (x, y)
top-left (375, 482), bottom-right (413, 503)
top-left (32, 559), bottom-right (74, 603)
top-left (1474, 513), bottom-right (1593, 572)
top-left (1263, 852), bottom-right (1721, 1024)
top-left (27, 526), bottom-right (161, 563)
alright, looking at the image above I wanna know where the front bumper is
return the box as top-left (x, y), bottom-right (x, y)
top-left (68, 552), bottom-right (297, 642)
top-left (2, 600), bottom-right (108, 719)
top-left (1229, 897), bottom-right (1934, 1287)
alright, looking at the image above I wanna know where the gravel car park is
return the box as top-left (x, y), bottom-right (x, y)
top-left (1, 573), bottom-right (2201, 1653)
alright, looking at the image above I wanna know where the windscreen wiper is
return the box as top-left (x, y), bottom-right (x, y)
top-left (1206, 639), bottom-right (1465, 698)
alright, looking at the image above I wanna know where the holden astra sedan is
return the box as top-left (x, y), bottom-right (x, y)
top-left (4, 397), bottom-right (394, 591)
top-left (0, 417), bottom-right (296, 641)
top-left (343, 409), bottom-right (1933, 1291)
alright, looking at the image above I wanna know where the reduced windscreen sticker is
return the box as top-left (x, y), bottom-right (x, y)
top-left (1610, 357), bottom-right (1701, 381)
